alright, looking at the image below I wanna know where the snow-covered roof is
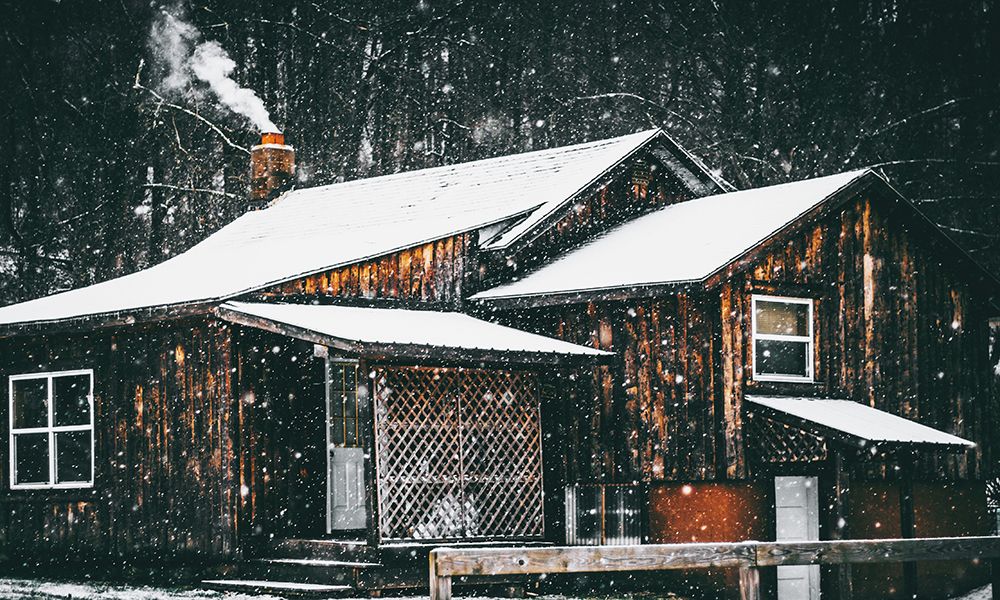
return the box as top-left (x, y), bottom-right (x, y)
top-left (480, 129), bottom-right (725, 249)
top-left (0, 129), bottom-right (680, 328)
top-left (217, 301), bottom-right (610, 359)
top-left (747, 396), bottom-right (975, 449)
top-left (472, 170), bottom-right (872, 302)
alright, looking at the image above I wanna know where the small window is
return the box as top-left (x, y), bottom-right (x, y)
top-left (327, 360), bottom-right (360, 448)
top-left (9, 370), bottom-right (94, 489)
top-left (752, 295), bottom-right (814, 382)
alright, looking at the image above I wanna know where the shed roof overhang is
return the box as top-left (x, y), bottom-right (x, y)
top-left (746, 396), bottom-right (975, 454)
top-left (215, 301), bottom-right (614, 367)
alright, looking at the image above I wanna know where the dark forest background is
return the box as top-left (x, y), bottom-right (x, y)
top-left (0, 0), bottom-right (998, 305)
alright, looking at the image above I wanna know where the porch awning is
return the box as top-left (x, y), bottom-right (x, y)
top-left (746, 396), bottom-right (975, 452)
top-left (216, 301), bottom-right (612, 365)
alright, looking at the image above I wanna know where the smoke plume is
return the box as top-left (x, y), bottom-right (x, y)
top-left (149, 5), bottom-right (278, 133)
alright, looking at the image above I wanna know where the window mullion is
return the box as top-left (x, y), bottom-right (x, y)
top-left (755, 333), bottom-right (811, 342)
top-left (89, 370), bottom-right (95, 487)
top-left (47, 376), bottom-right (56, 486)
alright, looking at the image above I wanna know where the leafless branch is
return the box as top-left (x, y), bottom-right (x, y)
top-left (0, 248), bottom-right (73, 266)
top-left (56, 201), bottom-right (109, 226)
top-left (867, 158), bottom-right (1000, 168)
top-left (735, 153), bottom-right (783, 175)
top-left (132, 60), bottom-right (249, 155)
top-left (935, 224), bottom-right (1000, 238)
top-left (912, 195), bottom-right (1000, 204)
top-left (436, 118), bottom-right (470, 131)
top-left (143, 183), bottom-right (240, 199)
top-left (846, 98), bottom-right (966, 164)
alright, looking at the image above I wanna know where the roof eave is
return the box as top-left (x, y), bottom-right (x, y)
top-left (214, 304), bottom-right (614, 367)
top-left (472, 280), bottom-right (699, 309)
top-left (0, 301), bottom-right (217, 339)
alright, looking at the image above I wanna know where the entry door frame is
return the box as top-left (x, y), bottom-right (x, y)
top-left (774, 475), bottom-right (821, 600)
top-left (324, 355), bottom-right (371, 535)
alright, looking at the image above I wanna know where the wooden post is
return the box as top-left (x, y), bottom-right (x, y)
top-left (831, 450), bottom-right (854, 600)
top-left (899, 452), bottom-right (918, 599)
top-left (992, 558), bottom-right (1000, 600)
top-left (739, 566), bottom-right (761, 600)
top-left (429, 549), bottom-right (452, 600)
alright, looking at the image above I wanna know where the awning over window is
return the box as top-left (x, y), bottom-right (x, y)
top-left (747, 396), bottom-right (975, 452)
top-left (216, 301), bottom-right (612, 365)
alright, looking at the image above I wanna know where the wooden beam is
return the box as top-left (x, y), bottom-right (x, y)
top-left (428, 536), bottom-right (1000, 597)
top-left (754, 536), bottom-right (1000, 567)
top-left (430, 542), bottom-right (756, 577)
top-left (429, 549), bottom-right (452, 600)
top-left (992, 558), bottom-right (1000, 600)
top-left (899, 453), bottom-right (918, 598)
top-left (830, 450), bottom-right (854, 600)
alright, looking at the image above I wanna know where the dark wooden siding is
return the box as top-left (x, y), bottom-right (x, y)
top-left (0, 319), bottom-right (239, 564)
top-left (232, 328), bottom-right (327, 543)
top-left (513, 192), bottom-right (997, 485)
top-left (721, 194), bottom-right (993, 480)
top-left (257, 233), bottom-right (475, 306)
top-left (518, 294), bottom-right (717, 484)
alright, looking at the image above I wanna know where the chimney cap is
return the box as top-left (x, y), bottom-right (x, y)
top-left (260, 131), bottom-right (285, 146)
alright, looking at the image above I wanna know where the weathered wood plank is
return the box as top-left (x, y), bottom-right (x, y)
top-left (431, 542), bottom-right (756, 577)
top-left (992, 558), bottom-right (1000, 600)
top-left (429, 550), bottom-right (452, 600)
top-left (739, 566), bottom-right (761, 600)
top-left (755, 536), bottom-right (1000, 567)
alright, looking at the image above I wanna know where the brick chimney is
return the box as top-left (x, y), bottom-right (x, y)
top-left (249, 131), bottom-right (295, 209)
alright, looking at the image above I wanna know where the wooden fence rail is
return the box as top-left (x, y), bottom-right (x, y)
top-left (429, 536), bottom-right (1000, 600)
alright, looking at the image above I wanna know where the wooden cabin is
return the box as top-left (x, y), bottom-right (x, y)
top-left (0, 129), bottom-right (996, 600)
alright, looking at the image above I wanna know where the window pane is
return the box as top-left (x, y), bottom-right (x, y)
top-left (329, 366), bottom-right (346, 416)
top-left (12, 378), bottom-right (49, 429)
top-left (756, 300), bottom-right (809, 336)
top-left (344, 390), bottom-right (357, 417)
top-left (756, 339), bottom-right (809, 377)
top-left (331, 418), bottom-right (345, 446)
top-left (53, 374), bottom-right (91, 427)
top-left (56, 430), bottom-right (92, 483)
top-left (345, 419), bottom-right (357, 446)
top-left (14, 433), bottom-right (50, 484)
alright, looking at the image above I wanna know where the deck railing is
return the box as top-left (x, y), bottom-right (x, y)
top-left (429, 536), bottom-right (1000, 600)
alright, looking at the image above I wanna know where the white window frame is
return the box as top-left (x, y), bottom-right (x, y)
top-left (8, 369), bottom-right (95, 490)
top-left (751, 295), bottom-right (815, 383)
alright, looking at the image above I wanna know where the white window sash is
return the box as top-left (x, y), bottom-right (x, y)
top-left (8, 369), bottom-right (95, 490)
top-left (751, 295), bottom-right (815, 383)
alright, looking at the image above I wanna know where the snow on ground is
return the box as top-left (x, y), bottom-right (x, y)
top-left (951, 585), bottom-right (991, 600)
top-left (0, 579), bottom-right (692, 600)
top-left (0, 578), bottom-right (985, 600)
top-left (0, 578), bottom-right (283, 600)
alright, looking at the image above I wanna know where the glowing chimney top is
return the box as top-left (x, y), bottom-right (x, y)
top-left (260, 131), bottom-right (285, 146)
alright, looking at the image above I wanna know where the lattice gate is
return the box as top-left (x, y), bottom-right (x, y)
top-left (372, 366), bottom-right (544, 541)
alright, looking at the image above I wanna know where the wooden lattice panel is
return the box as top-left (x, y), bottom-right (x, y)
top-left (373, 367), bottom-right (544, 541)
top-left (747, 412), bottom-right (828, 464)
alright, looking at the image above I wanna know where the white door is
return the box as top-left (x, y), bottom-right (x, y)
top-left (327, 360), bottom-right (367, 532)
top-left (329, 447), bottom-right (366, 530)
top-left (774, 476), bottom-right (821, 600)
